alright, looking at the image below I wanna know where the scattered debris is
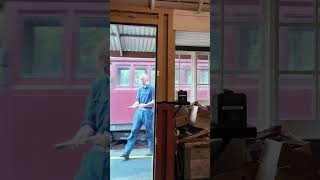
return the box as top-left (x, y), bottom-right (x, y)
top-left (174, 102), bottom-right (211, 180)
top-left (174, 102), bottom-right (320, 180)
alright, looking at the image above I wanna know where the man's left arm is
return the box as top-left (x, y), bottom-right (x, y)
top-left (142, 100), bottom-right (155, 108)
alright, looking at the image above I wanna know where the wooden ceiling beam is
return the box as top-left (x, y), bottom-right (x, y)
top-left (151, 0), bottom-right (156, 9)
top-left (155, 0), bottom-right (210, 11)
top-left (197, 0), bottom-right (204, 13)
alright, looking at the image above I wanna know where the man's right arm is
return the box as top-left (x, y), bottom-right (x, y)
top-left (129, 88), bottom-right (140, 108)
top-left (72, 81), bottom-right (98, 141)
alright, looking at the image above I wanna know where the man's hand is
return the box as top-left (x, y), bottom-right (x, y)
top-left (138, 103), bottom-right (147, 108)
top-left (128, 101), bottom-right (140, 109)
top-left (68, 125), bottom-right (95, 150)
top-left (73, 125), bottom-right (95, 139)
top-left (128, 104), bottom-right (138, 109)
top-left (92, 131), bottom-right (111, 147)
top-left (56, 132), bottom-right (110, 150)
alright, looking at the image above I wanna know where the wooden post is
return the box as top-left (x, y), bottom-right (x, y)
top-left (155, 102), bottom-right (175, 180)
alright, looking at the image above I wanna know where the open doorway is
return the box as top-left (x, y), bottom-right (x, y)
top-left (174, 31), bottom-right (211, 180)
top-left (175, 31), bottom-right (210, 104)
top-left (109, 23), bottom-right (157, 180)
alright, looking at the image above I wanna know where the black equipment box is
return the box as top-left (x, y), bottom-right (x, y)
top-left (177, 90), bottom-right (188, 105)
top-left (213, 90), bottom-right (247, 129)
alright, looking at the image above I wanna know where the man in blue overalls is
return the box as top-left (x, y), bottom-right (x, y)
top-left (121, 74), bottom-right (155, 160)
top-left (57, 40), bottom-right (111, 180)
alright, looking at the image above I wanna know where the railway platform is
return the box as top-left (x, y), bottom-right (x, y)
top-left (110, 148), bottom-right (153, 180)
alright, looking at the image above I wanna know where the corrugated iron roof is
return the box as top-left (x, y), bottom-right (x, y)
top-left (115, 24), bottom-right (156, 36)
top-left (176, 31), bottom-right (210, 47)
top-left (110, 24), bottom-right (210, 53)
top-left (110, 24), bottom-right (156, 52)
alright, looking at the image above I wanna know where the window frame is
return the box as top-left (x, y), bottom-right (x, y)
top-left (0, 10), bottom-right (6, 87)
top-left (213, 2), bottom-right (262, 123)
top-left (5, 2), bottom-right (107, 87)
top-left (277, 2), bottom-right (319, 121)
top-left (175, 51), bottom-right (210, 102)
top-left (72, 13), bottom-right (108, 83)
top-left (13, 12), bottom-right (67, 85)
top-left (115, 66), bottom-right (131, 88)
top-left (213, 0), bottom-right (320, 122)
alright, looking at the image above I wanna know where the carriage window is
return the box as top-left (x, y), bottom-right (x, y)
top-left (175, 54), bottom-right (192, 100)
top-left (198, 69), bottom-right (209, 84)
top-left (175, 69), bottom-right (180, 84)
top-left (21, 16), bottom-right (63, 77)
top-left (0, 13), bottom-right (3, 36)
top-left (185, 69), bottom-right (192, 84)
top-left (151, 68), bottom-right (156, 85)
top-left (0, 49), bottom-right (4, 85)
top-left (117, 68), bottom-right (130, 86)
top-left (280, 27), bottom-right (314, 71)
top-left (76, 17), bottom-right (108, 77)
top-left (0, 13), bottom-right (4, 85)
top-left (175, 52), bottom-right (210, 101)
top-left (134, 68), bottom-right (147, 85)
top-left (110, 64), bottom-right (112, 87)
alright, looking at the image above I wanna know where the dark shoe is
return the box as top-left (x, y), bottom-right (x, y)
top-left (120, 154), bottom-right (129, 160)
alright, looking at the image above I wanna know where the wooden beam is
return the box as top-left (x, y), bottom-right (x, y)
top-left (110, 3), bottom-right (172, 14)
top-left (167, 10), bottom-right (175, 101)
top-left (113, 25), bottom-right (123, 56)
top-left (173, 9), bottom-right (210, 32)
top-left (151, 0), bottom-right (156, 9)
top-left (155, 0), bottom-right (210, 11)
top-left (157, 12), bottom-right (165, 102)
top-left (110, 51), bottom-right (156, 58)
top-left (111, 15), bottom-right (159, 25)
top-left (198, 0), bottom-right (204, 13)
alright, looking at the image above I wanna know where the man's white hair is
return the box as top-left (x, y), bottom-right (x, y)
top-left (139, 73), bottom-right (149, 81)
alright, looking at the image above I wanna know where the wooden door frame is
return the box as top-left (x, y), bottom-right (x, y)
top-left (110, 4), bottom-right (175, 102)
top-left (110, 4), bottom-right (176, 180)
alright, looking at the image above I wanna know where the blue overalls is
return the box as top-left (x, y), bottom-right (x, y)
top-left (124, 84), bottom-right (155, 156)
top-left (75, 75), bottom-right (110, 180)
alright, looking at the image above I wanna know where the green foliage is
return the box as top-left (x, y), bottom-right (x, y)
top-left (118, 68), bottom-right (130, 86)
top-left (185, 70), bottom-right (192, 84)
top-left (239, 28), bottom-right (260, 71)
top-left (199, 70), bottom-right (209, 84)
top-left (35, 27), bottom-right (62, 75)
top-left (175, 69), bottom-right (180, 84)
top-left (151, 69), bottom-right (156, 85)
top-left (22, 26), bottom-right (63, 77)
top-left (247, 30), bottom-right (260, 70)
top-left (288, 29), bottom-right (314, 71)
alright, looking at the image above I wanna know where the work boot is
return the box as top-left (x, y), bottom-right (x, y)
top-left (120, 154), bottom-right (129, 160)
